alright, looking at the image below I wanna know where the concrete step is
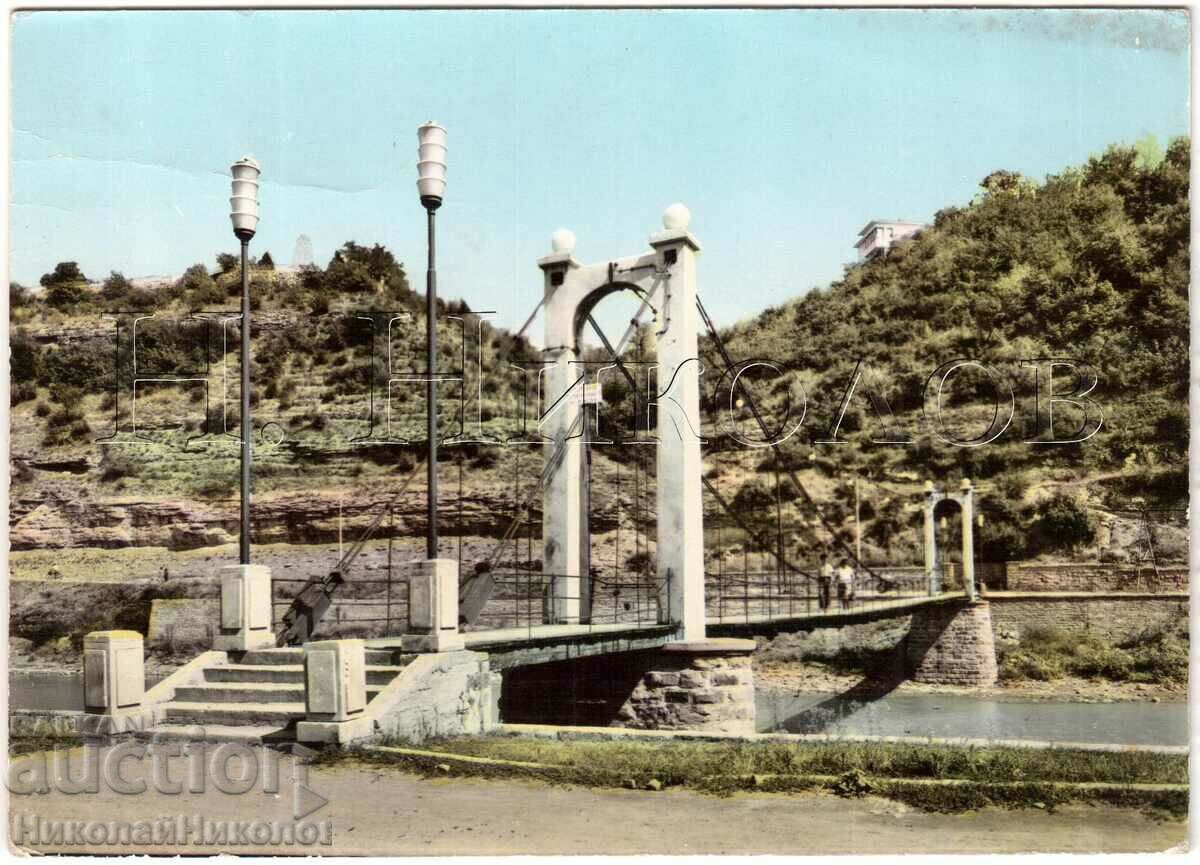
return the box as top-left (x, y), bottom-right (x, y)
top-left (206, 664), bottom-right (306, 683)
top-left (164, 701), bottom-right (307, 726)
top-left (239, 648), bottom-right (403, 666)
top-left (239, 649), bottom-right (304, 666)
top-left (206, 664), bottom-right (408, 686)
top-left (137, 723), bottom-right (297, 744)
top-left (177, 682), bottom-right (387, 704)
top-left (176, 683), bottom-right (306, 703)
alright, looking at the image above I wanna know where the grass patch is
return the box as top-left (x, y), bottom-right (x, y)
top-left (348, 736), bottom-right (1187, 817)
top-left (8, 732), bottom-right (83, 757)
top-left (1000, 621), bottom-right (1189, 685)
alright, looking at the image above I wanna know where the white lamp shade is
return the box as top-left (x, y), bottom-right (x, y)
top-left (231, 178), bottom-right (259, 199)
top-left (231, 211), bottom-right (260, 233)
top-left (417, 160), bottom-right (446, 181)
top-left (230, 195), bottom-right (259, 234)
top-left (417, 122), bottom-right (446, 149)
top-left (417, 177), bottom-right (447, 199)
top-left (230, 156), bottom-right (261, 235)
top-left (419, 142), bottom-right (447, 163)
top-left (231, 156), bottom-right (261, 183)
top-left (417, 122), bottom-right (446, 201)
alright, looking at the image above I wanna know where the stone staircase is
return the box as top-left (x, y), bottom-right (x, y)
top-left (139, 647), bottom-right (413, 744)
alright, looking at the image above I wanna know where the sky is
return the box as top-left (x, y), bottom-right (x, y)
top-left (9, 8), bottom-right (1191, 339)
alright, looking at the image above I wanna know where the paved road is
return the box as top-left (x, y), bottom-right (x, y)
top-left (7, 750), bottom-right (1188, 855)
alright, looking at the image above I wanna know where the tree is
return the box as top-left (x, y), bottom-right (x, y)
top-left (177, 263), bottom-right (223, 307)
top-left (1028, 493), bottom-right (1095, 555)
top-left (40, 262), bottom-right (90, 308)
top-left (216, 253), bottom-right (238, 273)
top-left (1133, 133), bottom-right (1164, 170)
top-left (258, 251), bottom-right (275, 270)
top-left (9, 329), bottom-right (41, 382)
top-left (40, 261), bottom-right (85, 287)
top-left (100, 271), bottom-right (132, 302)
top-left (979, 170), bottom-right (1032, 197)
top-left (9, 282), bottom-right (32, 308)
top-left (324, 241), bottom-right (412, 302)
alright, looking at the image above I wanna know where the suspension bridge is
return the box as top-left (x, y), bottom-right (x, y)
top-left (81, 205), bottom-right (993, 747)
top-left (271, 205), bottom-right (981, 661)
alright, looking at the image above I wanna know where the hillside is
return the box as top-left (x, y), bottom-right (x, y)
top-left (698, 139), bottom-right (1189, 565)
top-left (8, 140), bottom-right (1190, 578)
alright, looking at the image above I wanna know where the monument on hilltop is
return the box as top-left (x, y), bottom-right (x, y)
top-left (292, 233), bottom-right (314, 267)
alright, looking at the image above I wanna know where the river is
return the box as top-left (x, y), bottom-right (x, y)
top-left (9, 672), bottom-right (1189, 747)
top-left (757, 689), bottom-right (1189, 746)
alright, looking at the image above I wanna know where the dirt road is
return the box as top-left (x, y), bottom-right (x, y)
top-left (6, 749), bottom-right (1187, 855)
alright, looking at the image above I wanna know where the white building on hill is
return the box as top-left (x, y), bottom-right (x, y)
top-left (854, 219), bottom-right (926, 261)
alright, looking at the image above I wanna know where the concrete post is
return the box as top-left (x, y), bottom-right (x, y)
top-left (78, 630), bottom-right (161, 737)
top-left (923, 483), bottom-right (939, 595)
top-left (960, 478), bottom-right (977, 601)
top-left (297, 638), bottom-right (374, 743)
top-left (538, 246), bottom-right (583, 624)
top-left (83, 631), bottom-right (145, 714)
top-left (649, 207), bottom-right (706, 641)
top-left (213, 564), bottom-right (275, 651)
top-left (401, 559), bottom-right (465, 652)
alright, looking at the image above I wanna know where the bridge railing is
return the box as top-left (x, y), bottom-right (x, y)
top-left (271, 573), bottom-right (409, 639)
top-left (705, 566), bottom-right (931, 625)
top-left (474, 570), bottom-right (665, 637)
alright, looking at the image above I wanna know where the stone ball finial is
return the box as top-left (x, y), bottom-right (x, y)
top-left (663, 203), bottom-right (691, 231)
top-left (551, 228), bottom-right (576, 254)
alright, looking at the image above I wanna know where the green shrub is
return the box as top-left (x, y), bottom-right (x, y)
top-left (1027, 493), bottom-right (1094, 555)
top-left (999, 621), bottom-right (1188, 685)
top-left (10, 381), bottom-right (37, 405)
top-left (999, 648), bottom-right (1064, 682)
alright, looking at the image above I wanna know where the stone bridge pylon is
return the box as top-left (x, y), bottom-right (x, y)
top-left (537, 205), bottom-right (706, 641)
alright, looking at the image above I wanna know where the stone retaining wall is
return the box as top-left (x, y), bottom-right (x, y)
top-left (1006, 563), bottom-right (1188, 593)
top-left (988, 593), bottom-right (1188, 643)
top-left (147, 598), bottom-right (218, 644)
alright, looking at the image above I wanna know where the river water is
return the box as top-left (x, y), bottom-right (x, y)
top-left (757, 689), bottom-right (1189, 746)
top-left (9, 672), bottom-right (1188, 747)
top-left (9, 671), bottom-right (169, 712)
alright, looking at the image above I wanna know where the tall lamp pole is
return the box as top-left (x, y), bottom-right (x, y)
top-left (230, 156), bottom-right (261, 566)
top-left (417, 122), bottom-right (447, 559)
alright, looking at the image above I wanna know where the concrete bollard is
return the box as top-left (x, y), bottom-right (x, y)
top-left (213, 564), bottom-right (276, 651)
top-left (83, 630), bottom-right (145, 714)
top-left (401, 559), bottom-right (465, 653)
top-left (78, 631), bottom-right (160, 737)
top-left (297, 639), bottom-right (374, 744)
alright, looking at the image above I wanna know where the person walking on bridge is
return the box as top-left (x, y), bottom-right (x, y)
top-left (818, 554), bottom-right (833, 610)
top-left (835, 558), bottom-right (855, 611)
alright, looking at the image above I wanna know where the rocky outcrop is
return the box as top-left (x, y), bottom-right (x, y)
top-left (8, 486), bottom-right (535, 551)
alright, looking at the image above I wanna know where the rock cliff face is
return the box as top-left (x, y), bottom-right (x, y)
top-left (8, 487), bottom-right (538, 551)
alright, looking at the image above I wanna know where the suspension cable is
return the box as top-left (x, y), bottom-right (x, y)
top-left (696, 295), bottom-right (882, 582)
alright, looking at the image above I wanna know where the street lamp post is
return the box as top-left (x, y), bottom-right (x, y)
top-left (417, 122), bottom-right (446, 560)
top-left (230, 156), bottom-right (261, 566)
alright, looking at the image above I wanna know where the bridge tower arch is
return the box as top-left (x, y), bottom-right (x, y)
top-left (923, 478), bottom-right (977, 600)
top-left (537, 205), bottom-right (706, 641)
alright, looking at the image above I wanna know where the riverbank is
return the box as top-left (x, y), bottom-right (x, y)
top-left (755, 660), bottom-right (1187, 703)
top-left (344, 734), bottom-right (1188, 818)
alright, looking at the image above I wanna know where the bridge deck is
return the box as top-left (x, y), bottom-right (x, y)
top-left (368, 623), bottom-right (678, 670)
top-left (365, 594), bottom-right (960, 668)
top-left (707, 592), bottom-right (960, 636)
